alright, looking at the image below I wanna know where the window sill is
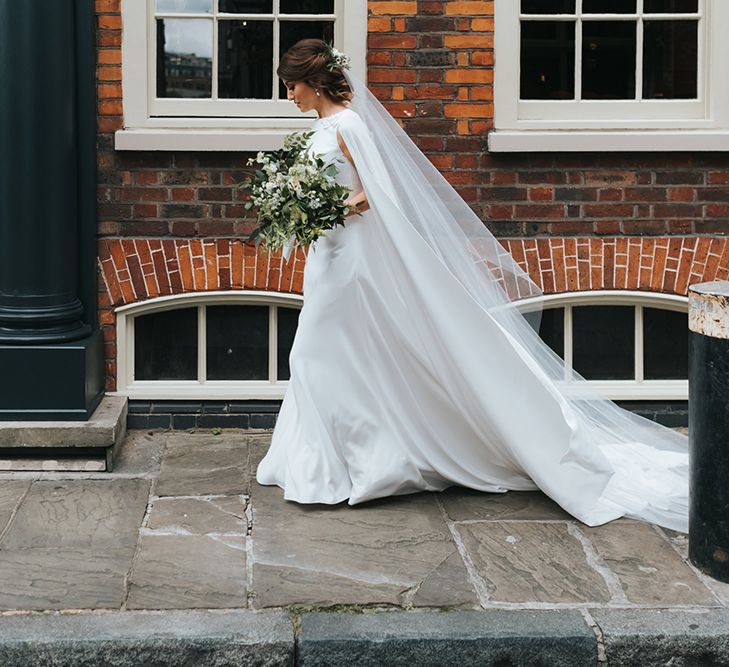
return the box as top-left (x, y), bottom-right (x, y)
top-left (488, 130), bottom-right (729, 152)
top-left (114, 127), bottom-right (309, 152)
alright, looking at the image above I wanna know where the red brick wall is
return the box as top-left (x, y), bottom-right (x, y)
top-left (95, 0), bottom-right (729, 390)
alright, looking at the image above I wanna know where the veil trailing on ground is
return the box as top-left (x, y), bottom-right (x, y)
top-left (339, 67), bottom-right (689, 532)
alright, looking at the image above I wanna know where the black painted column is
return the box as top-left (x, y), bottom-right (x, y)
top-left (688, 280), bottom-right (729, 582)
top-left (0, 0), bottom-right (103, 420)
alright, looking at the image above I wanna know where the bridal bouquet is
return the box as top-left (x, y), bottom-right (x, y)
top-left (239, 130), bottom-right (357, 260)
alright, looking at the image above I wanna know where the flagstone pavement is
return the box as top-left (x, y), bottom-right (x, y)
top-left (0, 427), bottom-right (724, 617)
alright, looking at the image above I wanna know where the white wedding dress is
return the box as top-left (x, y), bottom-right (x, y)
top-left (255, 107), bottom-right (689, 533)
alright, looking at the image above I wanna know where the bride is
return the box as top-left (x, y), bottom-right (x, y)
top-left (256, 39), bottom-right (689, 534)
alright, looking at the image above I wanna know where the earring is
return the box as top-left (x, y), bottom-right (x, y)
top-left (316, 89), bottom-right (321, 96)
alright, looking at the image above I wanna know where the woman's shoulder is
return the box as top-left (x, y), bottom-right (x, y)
top-left (336, 107), bottom-right (363, 130)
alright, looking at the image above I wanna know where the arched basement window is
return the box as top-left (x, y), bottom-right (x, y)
top-left (114, 291), bottom-right (302, 399)
top-left (519, 290), bottom-right (688, 400)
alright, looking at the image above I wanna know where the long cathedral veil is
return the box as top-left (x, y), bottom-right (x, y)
top-left (340, 67), bottom-right (689, 532)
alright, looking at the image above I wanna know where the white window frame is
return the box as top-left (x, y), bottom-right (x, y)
top-left (110, 291), bottom-right (303, 400)
top-left (116, 0), bottom-right (367, 151)
top-left (490, 0), bottom-right (729, 151)
top-left (517, 290), bottom-right (688, 400)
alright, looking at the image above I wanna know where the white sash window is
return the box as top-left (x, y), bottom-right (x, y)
top-left (491, 0), bottom-right (729, 150)
top-left (117, 0), bottom-right (366, 151)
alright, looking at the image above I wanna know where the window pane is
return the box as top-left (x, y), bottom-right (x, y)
top-left (583, 0), bottom-right (636, 12)
top-left (219, 0), bottom-right (273, 12)
top-left (644, 0), bottom-right (698, 12)
top-left (521, 0), bottom-right (575, 12)
top-left (156, 19), bottom-right (212, 98)
top-left (582, 21), bottom-right (636, 99)
top-left (520, 21), bottom-right (575, 99)
top-left (218, 20), bottom-right (273, 98)
top-left (206, 306), bottom-right (269, 380)
top-left (135, 308), bottom-right (198, 381)
top-left (643, 20), bottom-right (698, 99)
top-left (277, 307), bottom-right (300, 381)
top-left (280, 0), bottom-right (334, 13)
top-left (572, 306), bottom-right (634, 380)
top-left (156, 0), bottom-right (212, 12)
top-left (538, 307), bottom-right (565, 358)
top-left (278, 20), bottom-right (334, 99)
top-left (643, 308), bottom-right (688, 379)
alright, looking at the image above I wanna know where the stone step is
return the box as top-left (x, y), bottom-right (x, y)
top-left (0, 395), bottom-right (127, 471)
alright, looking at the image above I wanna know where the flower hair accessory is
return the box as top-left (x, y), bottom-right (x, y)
top-left (324, 40), bottom-right (350, 72)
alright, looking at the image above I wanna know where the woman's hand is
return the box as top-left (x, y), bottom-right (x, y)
top-left (344, 192), bottom-right (370, 218)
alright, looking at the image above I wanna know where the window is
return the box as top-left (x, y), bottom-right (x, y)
top-left (520, 290), bottom-right (688, 399)
top-left (491, 0), bottom-right (729, 151)
top-left (117, 0), bottom-right (367, 151)
top-left (115, 292), bottom-right (302, 399)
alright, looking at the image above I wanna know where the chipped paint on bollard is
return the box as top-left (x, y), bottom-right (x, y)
top-left (688, 280), bottom-right (729, 583)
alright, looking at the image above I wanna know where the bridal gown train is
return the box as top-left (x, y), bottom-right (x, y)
top-left (255, 107), bottom-right (689, 533)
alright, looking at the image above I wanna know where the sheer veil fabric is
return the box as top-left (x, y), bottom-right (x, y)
top-left (257, 66), bottom-right (689, 533)
top-left (340, 68), bottom-right (689, 532)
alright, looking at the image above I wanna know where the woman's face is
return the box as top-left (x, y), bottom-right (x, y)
top-left (284, 79), bottom-right (318, 113)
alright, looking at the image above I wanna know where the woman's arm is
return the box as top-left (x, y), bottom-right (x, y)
top-left (337, 129), bottom-right (370, 217)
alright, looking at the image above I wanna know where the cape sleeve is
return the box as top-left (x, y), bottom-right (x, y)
top-left (335, 109), bottom-right (402, 213)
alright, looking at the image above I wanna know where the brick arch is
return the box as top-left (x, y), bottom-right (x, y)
top-left (501, 237), bottom-right (729, 296)
top-left (98, 238), bottom-right (308, 307)
top-left (99, 236), bottom-right (729, 309)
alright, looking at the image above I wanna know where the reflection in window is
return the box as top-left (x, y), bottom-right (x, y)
top-left (135, 308), bottom-right (198, 380)
top-left (207, 305), bottom-right (269, 380)
top-left (277, 307), bottom-right (300, 381)
top-left (573, 306), bottom-right (635, 380)
top-left (156, 19), bottom-right (213, 98)
top-left (644, 0), bottom-right (698, 12)
top-left (582, 0), bottom-right (636, 12)
top-left (280, 0), bottom-right (334, 13)
top-left (218, 21), bottom-right (273, 98)
top-left (538, 307), bottom-right (565, 358)
top-left (643, 308), bottom-right (688, 379)
top-left (643, 20), bottom-right (698, 99)
top-left (219, 0), bottom-right (273, 12)
top-left (521, 0), bottom-right (575, 13)
top-left (582, 21), bottom-right (636, 99)
top-left (156, 0), bottom-right (212, 12)
top-left (520, 21), bottom-right (575, 100)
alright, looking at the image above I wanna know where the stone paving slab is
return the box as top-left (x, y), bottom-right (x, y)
top-left (0, 546), bottom-right (136, 610)
top-left (0, 478), bottom-right (150, 611)
top-left (146, 495), bottom-right (249, 534)
top-left (0, 610), bottom-right (294, 667)
top-left (127, 534), bottom-right (248, 610)
top-left (155, 434), bottom-right (249, 497)
top-left (298, 610), bottom-right (597, 667)
top-left (1, 479), bottom-right (149, 549)
top-left (250, 482), bottom-right (479, 609)
top-left (581, 521), bottom-right (715, 606)
top-left (440, 487), bottom-right (573, 521)
top-left (456, 521), bottom-right (612, 604)
top-left (0, 480), bottom-right (30, 533)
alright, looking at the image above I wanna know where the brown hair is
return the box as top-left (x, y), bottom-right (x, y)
top-left (277, 39), bottom-right (352, 104)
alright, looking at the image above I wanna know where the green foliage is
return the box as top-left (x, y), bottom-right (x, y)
top-left (238, 130), bottom-right (361, 259)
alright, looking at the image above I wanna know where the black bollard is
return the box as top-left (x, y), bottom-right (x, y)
top-left (688, 280), bottom-right (729, 582)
